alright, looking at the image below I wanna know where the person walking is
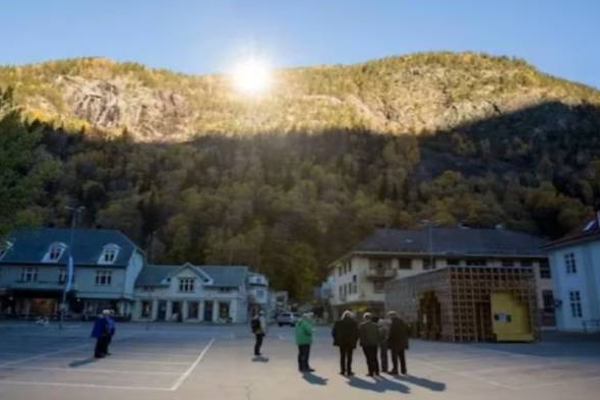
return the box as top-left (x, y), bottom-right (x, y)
top-left (378, 315), bottom-right (391, 373)
top-left (251, 310), bottom-right (267, 356)
top-left (359, 312), bottom-right (380, 377)
top-left (105, 310), bottom-right (116, 355)
top-left (91, 310), bottom-right (110, 358)
top-left (332, 310), bottom-right (359, 376)
top-left (387, 311), bottom-right (410, 375)
top-left (295, 313), bottom-right (314, 372)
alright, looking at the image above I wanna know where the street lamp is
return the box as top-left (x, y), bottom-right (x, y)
top-left (59, 206), bottom-right (85, 330)
top-left (421, 220), bottom-right (436, 270)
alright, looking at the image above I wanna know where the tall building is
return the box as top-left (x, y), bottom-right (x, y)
top-left (542, 214), bottom-right (600, 333)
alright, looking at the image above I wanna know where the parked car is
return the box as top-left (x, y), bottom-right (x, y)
top-left (276, 312), bottom-right (296, 327)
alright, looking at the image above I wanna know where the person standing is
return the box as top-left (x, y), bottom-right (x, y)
top-left (91, 310), bottom-right (110, 358)
top-left (359, 313), bottom-right (380, 377)
top-left (387, 311), bottom-right (409, 375)
top-left (378, 315), bottom-right (391, 373)
top-left (105, 310), bottom-right (116, 356)
top-left (295, 313), bottom-right (314, 372)
top-left (332, 310), bottom-right (359, 376)
top-left (251, 310), bottom-right (267, 356)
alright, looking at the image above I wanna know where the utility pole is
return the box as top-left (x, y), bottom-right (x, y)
top-left (421, 219), bottom-right (436, 270)
top-left (59, 206), bottom-right (85, 330)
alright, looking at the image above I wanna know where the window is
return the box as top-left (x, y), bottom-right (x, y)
top-left (256, 289), bottom-right (265, 298)
top-left (502, 259), bottom-right (514, 267)
top-left (188, 301), bottom-right (199, 319)
top-left (339, 286), bottom-right (343, 298)
top-left (521, 260), bottom-right (533, 267)
top-left (352, 274), bottom-right (357, 283)
top-left (466, 259), bottom-right (487, 266)
top-left (446, 259), bottom-right (460, 266)
top-left (20, 267), bottom-right (38, 282)
top-left (338, 267), bottom-right (342, 276)
top-left (99, 244), bottom-right (120, 265)
top-left (565, 253), bottom-right (577, 274)
top-left (141, 301), bottom-right (153, 318)
top-left (542, 290), bottom-right (554, 313)
top-left (423, 258), bottom-right (435, 269)
top-left (43, 242), bottom-right (66, 263)
top-left (374, 281), bottom-right (385, 293)
top-left (398, 259), bottom-right (412, 269)
top-left (569, 291), bottom-right (583, 318)
top-left (179, 277), bottom-right (195, 292)
top-left (539, 260), bottom-right (551, 279)
top-left (95, 270), bottom-right (112, 286)
top-left (219, 287), bottom-right (233, 293)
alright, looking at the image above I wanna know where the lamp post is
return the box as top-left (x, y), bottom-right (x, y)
top-left (421, 219), bottom-right (436, 270)
top-left (59, 206), bottom-right (85, 330)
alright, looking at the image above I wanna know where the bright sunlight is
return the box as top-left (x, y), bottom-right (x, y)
top-left (231, 57), bottom-right (273, 96)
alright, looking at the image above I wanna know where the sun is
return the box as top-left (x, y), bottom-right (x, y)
top-left (231, 57), bottom-right (272, 96)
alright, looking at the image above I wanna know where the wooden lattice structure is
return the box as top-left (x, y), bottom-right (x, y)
top-left (385, 266), bottom-right (538, 342)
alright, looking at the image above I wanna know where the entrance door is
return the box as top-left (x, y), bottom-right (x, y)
top-left (172, 301), bottom-right (182, 322)
top-left (491, 292), bottom-right (533, 342)
top-left (188, 302), bottom-right (199, 320)
top-left (204, 301), bottom-right (213, 322)
top-left (219, 302), bottom-right (230, 322)
top-left (157, 301), bottom-right (167, 321)
top-left (31, 298), bottom-right (56, 316)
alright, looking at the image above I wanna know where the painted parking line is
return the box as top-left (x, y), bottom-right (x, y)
top-left (0, 365), bottom-right (181, 376)
top-left (170, 338), bottom-right (215, 391)
top-left (38, 356), bottom-right (192, 365)
top-left (0, 380), bottom-right (173, 392)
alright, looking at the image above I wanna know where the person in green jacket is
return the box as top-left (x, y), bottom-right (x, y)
top-left (295, 313), bottom-right (315, 372)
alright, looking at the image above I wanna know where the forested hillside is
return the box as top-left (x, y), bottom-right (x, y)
top-left (1, 53), bottom-right (600, 300)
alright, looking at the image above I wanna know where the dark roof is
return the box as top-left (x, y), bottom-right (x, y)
top-left (135, 264), bottom-right (249, 288)
top-left (352, 227), bottom-right (546, 257)
top-left (0, 228), bottom-right (141, 267)
top-left (543, 215), bottom-right (600, 250)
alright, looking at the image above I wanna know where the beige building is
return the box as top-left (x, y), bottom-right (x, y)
top-left (328, 227), bottom-right (554, 327)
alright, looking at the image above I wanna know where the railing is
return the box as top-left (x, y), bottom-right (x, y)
top-left (582, 319), bottom-right (600, 334)
top-left (365, 268), bottom-right (397, 280)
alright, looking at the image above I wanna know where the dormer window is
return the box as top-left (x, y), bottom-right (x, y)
top-left (99, 244), bottom-right (120, 265)
top-left (43, 242), bottom-right (67, 263)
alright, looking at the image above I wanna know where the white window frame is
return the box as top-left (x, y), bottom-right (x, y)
top-left (569, 290), bottom-right (583, 318)
top-left (42, 242), bottom-right (67, 263)
top-left (98, 244), bottom-right (120, 265)
top-left (565, 253), bottom-right (577, 274)
top-left (20, 267), bottom-right (38, 282)
top-left (95, 270), bottom-right (113, 286)
top-left (179, 277), bottom-right (196, 293)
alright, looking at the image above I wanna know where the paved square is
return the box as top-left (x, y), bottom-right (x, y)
top-left (0, 322), bottom-right (599, 400)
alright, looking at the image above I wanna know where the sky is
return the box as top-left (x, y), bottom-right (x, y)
top-left (1, 0), bottom-right (599, 88)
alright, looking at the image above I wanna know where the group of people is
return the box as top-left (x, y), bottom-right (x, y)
top-left (334, 310), bottom-right (409, 377)
top-left (251, 310), bottom-right (409, 377)
top-left (90, 309), bottom-right (116, 358)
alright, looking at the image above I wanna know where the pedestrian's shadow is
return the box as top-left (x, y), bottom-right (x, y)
top-left (302, 372), bottom-right (328, 386)
top-left (69, 358), bottom-right (97, 368)
top-left (252, 356), bottom-right (269, 363)
top-left (392, 374), bottom-right (446, 391)
top-left (347, 376), bottom-right (410, 393)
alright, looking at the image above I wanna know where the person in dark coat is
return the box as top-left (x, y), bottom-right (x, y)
top-left (251, 310), bottom-right (267, 356)
top-left (332, 310), bottom-right (359, 376)
top-left (91, 310), bottom-right (110, 358)
top-left (358, 312), bottom-right (380, 377)
top-left (387, 311), bottom-right (409, 375)
top-left (105, 310), bottom-right (116, 355)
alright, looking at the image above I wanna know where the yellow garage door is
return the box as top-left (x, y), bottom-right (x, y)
top-left (491, 292), bottom-right (533, 342)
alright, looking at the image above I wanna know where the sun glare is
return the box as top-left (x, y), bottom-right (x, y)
top-left (231, 57), bottom-right (272, 96)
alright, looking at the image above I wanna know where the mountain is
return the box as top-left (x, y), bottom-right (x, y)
top-left (2, 52), bottom-right (600, 300)
top-left (1, 52), bottom-right (599, 142)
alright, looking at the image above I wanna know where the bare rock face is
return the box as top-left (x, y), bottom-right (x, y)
top-left (56, 75), bottom-right (192, 140)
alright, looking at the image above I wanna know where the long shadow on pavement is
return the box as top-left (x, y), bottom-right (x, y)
top-left (69, 357), bottom-right (98, 368)
top-left (252, 356), bottom-right (270, 362)
top-left (392, 374), bottom-right (446, 391)
top-left (347, 376), bottom-right (410, 393)
top-left (302, 372), bottom-right (328, 385)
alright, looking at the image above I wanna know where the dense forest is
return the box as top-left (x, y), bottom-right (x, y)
top-left (1, 53), bottom-right (600, 300)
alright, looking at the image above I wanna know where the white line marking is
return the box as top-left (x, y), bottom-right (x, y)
top-left (169, 338), bottom-right (214, 391)
top-left (0, 380), bottom-right (172, 391)
top-left (0, 365), bottom-right (180, 376)
top-left (37, 357), bottom-right (191, 366)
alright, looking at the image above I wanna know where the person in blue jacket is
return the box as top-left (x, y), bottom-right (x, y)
top-left (105, 310), bottom-right (116, 356)
top-left (91, 310), bottom-right (110, 358)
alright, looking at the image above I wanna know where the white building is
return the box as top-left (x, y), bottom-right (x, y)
top-left (247, 272), bottom-right (269, 315)
top-left (543, 214), bottom-right (600, 333)
top-left (327, 227), bottom-right (552, 325)
top-left (133, 263), bottom-right (250, 323)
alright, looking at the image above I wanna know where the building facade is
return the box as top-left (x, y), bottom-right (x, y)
top-left (133, 263), bottom-right (250, 323)
top-left (328, 227), bottom-right (552, 327)
top-left (247, 272), bottom-right (269, 316)
top-left (543, 215), bottom-right (600, 333)
top-left (0, 228), bottom-right (145, 319)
